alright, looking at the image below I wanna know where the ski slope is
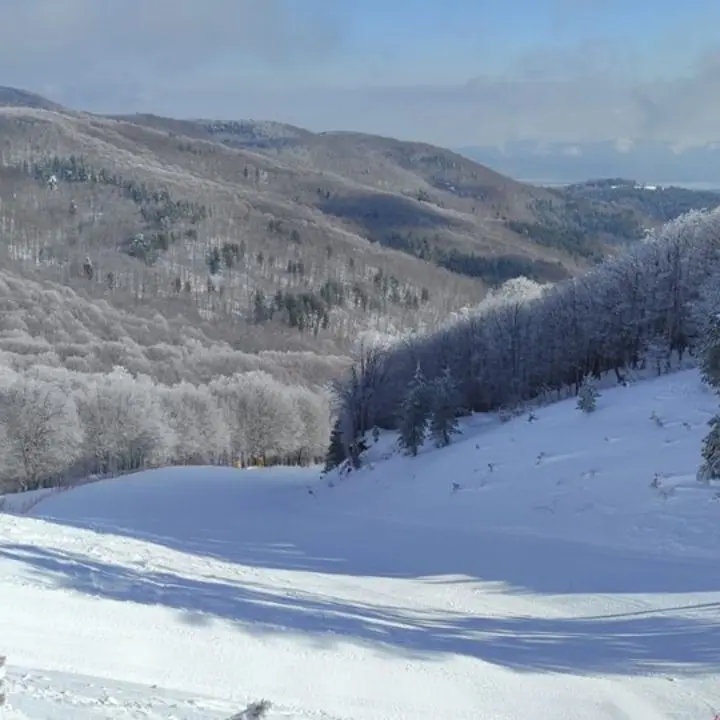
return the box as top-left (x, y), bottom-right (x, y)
top-left (2, 369), bottom-right (720, 719)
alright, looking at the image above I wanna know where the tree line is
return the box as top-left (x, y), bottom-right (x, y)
top-left (0, 365), bottom-right (330, 493)
top-left (330, 207), bottom-right (720, 467)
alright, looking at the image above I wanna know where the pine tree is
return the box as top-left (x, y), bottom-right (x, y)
top-left (428, 367), bottom-right (462, 447)
top-left (698, 308), bottom-right (720, 480)
top-left (323, 421), bottom-right (345, 472)
top-left (699, 415), bottom-right (720, 481)
top-left (576, 375), bottom-right (599, 413)
top-left (699, 311), bottom-right (720, 389)
top-left (397, 364), bottom-right (430, 456)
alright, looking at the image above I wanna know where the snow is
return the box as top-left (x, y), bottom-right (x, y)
top-left (2, 369), bottom-right (720, 719)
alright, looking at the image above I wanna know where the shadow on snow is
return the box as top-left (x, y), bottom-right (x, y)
top-left (32, 501), bottom-right (720, 597)
top-left (3, 543), bottom-right (720, 677)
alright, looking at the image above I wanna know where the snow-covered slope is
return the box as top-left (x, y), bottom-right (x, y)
top-left (2, 369), bottom-right (720, 719)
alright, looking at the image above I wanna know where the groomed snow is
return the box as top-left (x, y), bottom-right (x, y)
top-left (2, 369), bottom-right (720, 719)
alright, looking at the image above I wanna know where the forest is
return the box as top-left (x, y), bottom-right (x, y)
top-left (330, 207), bottom-right (720, 468)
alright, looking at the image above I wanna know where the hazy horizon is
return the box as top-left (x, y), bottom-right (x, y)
top-left (1, 0), bottom-right (720, 148)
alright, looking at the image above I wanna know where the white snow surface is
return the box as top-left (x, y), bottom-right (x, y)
top-left (2, 369), bottom-right (720, 719)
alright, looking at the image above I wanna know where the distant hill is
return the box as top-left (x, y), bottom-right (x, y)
top-left (0, 86), bottom-right (67, 112)
top-left (119, 114), bottom-right (655, 266)
top-left (561, 178), bottom-right (720, 225)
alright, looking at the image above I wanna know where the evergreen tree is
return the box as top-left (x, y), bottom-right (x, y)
top-left (397, 364), bottom-right (430, 456)
top-left (699, 311), bottom-right (720, 389)
top-left (699, 415), bottom-right (720, 481)
top-left (428, 367), bottom-right (462, 447)
top-left (576, 375), bottom-right (599, 413)
top-left (698, 304), bottom-right (720, 480)
top-left (323, 421), bottom-right (345, 472)
top-left (206, 246), bottom-right (222, 275)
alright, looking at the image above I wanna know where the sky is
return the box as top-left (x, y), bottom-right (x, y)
top-left (1, 0), bottom-right (720, 146)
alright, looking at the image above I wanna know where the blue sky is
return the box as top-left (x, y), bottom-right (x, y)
top-left (257, 0), bottom-right (720, 87)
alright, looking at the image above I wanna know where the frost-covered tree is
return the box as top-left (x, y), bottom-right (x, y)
top-left (209, 371), bottom-right (323, 466)
top-left (75, 368), bottom-right (174, 475)
top-left (397, 364), bottom-right (430, 456)
top-left (0, 374), bottom-right (83, 490)
top-left (428, 367), bottom-right (462, 447)
top-left (208, 375), bottom-right (250, 464)
top-left (644, 336), bottom-right (671, 376)
top-left (290, 387), bottom-right (331, 463)
top-left (330, 341), bottom-right (387, 468)
top-left (576, 375), bottom-right (599, 413)
top-left (233, 371), bottom-right (299, 462)
top-left (160, 382), bottom-right (231, 465)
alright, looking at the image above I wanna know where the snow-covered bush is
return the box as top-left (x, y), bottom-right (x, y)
top-left (228, 699), bottom-right (272, 720)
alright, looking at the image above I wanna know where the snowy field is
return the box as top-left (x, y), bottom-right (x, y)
top-left (2, 369), bottom-right (720, 719)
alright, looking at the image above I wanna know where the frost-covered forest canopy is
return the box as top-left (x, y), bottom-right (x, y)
top-left (331, 207), bottom-right (720, 467)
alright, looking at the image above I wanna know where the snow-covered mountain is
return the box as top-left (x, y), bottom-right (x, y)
top-left (2, 368), bottom-right (720, 719)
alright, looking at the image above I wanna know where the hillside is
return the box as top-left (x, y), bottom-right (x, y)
top-left (125, 114), bottom-right (648, 265)
top-left (2, 368), bottom-right (720, 719)
top-left (2, 87), bottom-right (719, 481)
top-left (562, 178), bottom-right (720, 227)
top-left (0, 86), bottom-right (67, 112)
top-left (0, 88), bottom-right (658, 360)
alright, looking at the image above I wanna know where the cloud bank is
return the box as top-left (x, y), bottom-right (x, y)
top-left (1, 0), bottom-right (719, 146)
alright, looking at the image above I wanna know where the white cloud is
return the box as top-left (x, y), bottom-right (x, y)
top-left (0, 0), bottom-right (342, 86)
